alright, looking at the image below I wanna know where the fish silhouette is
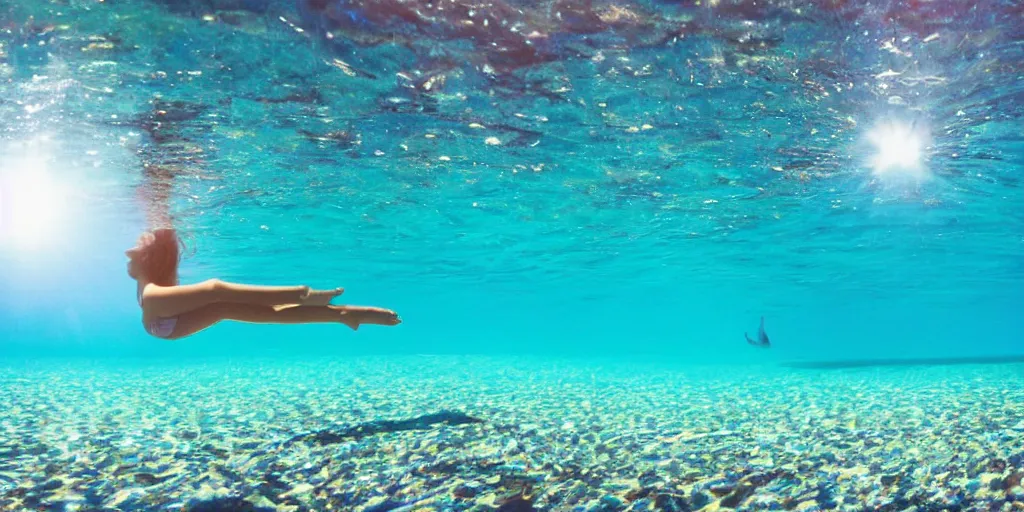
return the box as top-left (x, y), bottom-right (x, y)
top-left (745, 316), bottom-right (771, 348)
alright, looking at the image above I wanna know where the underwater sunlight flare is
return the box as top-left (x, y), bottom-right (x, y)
top-left (0, 154), bottom-right (66, 251)
top-left (866, 119), bottom-right (931, 180)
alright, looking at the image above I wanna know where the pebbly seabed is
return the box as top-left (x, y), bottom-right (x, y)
top-left (0, 356), bottom-right (1022, 512)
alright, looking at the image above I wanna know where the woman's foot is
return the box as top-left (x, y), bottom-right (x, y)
top-left (334, 306), bottom-right (401, 330)
top-left (301, 287), bottom-right (345, 306)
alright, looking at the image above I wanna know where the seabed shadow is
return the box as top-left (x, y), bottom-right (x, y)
top-left (782, 354), bottom-right (1024, 370)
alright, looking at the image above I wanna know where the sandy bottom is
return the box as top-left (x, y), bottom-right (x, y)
top-left (0, 356), bottom-right (1022, 511)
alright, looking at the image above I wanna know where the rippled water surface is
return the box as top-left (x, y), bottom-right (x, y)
top-left (1, 0), bottom-right (1022, 357)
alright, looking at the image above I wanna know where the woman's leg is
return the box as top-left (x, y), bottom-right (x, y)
top-left (168, 303), bottom-right (400, 340)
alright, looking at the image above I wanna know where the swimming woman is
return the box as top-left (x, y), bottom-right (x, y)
top-left (127, 228), bottom-right (401, 340)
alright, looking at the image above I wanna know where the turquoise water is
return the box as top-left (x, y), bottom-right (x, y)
top-left (0, 0), bottom-right (1020, 362)
top-left (1, 0), bottom-right (1023, 510)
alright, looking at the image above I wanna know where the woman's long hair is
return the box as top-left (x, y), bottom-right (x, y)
top-left (134, 228), bottom-right (181, 286)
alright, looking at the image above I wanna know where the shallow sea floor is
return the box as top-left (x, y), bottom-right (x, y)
top-left (1, 356), bottom-right (1022, 512)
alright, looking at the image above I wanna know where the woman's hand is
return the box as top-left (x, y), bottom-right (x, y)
top-left (300, 287), bottom-right (345, 306)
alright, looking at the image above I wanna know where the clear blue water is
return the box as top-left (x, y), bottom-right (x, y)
top-left (0, 0), bottom-right (1020, 363)
top-left (0, 0), bottom-right (1023, 510)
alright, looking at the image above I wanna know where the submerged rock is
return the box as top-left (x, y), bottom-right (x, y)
top-left (496, 496), bottom-right (535, 512)
top-left (186, 496), bottom-right (276, 512)
top-left (880, 474), bottom-right (901, 486)
top-left (689, 490), bottom-right (712, 510)
top-left (720, 482), bottom-right (756, 508)
top-left (653, 493), bottom-right (691, 511)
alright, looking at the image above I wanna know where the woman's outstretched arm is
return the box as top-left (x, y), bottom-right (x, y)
top-left (142, 280), bottom-right (342, 318)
